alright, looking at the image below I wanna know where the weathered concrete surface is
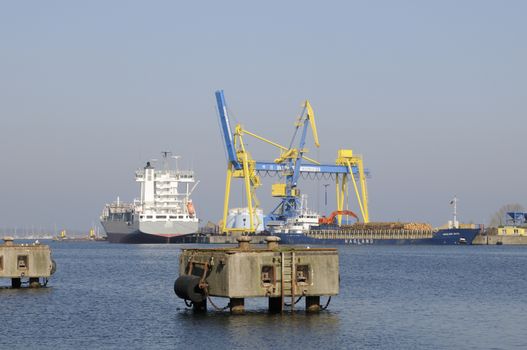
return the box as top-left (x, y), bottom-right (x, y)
top-left (0, 237), bottom-right (55, 279)
top-left (178, 246), bottom-right (339, 299)
top-left (473, 234), bottom-right (527, 245)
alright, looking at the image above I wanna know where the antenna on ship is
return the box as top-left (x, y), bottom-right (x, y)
top-left (450, 195), bottom-right (459, 229)
top-left (172, 155), bottom-right (181, 172)
top-left (161, 151), bottom-right (172, 170)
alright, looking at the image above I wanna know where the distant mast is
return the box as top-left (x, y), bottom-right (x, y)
top-left (161, 151), bottom-right (172, 170)
top-left (451, 195), bottom-right (459, 229)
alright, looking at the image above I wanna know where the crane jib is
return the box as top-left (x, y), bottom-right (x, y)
top-left (215, 90), bottom-right (241, 170)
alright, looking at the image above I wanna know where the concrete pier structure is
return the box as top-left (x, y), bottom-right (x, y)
top-left (0, 237), bottom-right (56, 288)
top-left (174, 236), bottom-right (339, 313)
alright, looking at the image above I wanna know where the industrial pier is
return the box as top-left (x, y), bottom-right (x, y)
top-left (0, 237), bottom-right (56, 288)
top-left (174, 236), bottom-right (339, 313)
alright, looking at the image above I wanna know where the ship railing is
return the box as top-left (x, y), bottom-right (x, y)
top-left (135, 170), bottom-right (194, 178)
top-left (156, 170), bottom-right (194, 178)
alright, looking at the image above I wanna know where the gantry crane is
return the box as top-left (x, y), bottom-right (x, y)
top-left (215, 90), bottom-right (369, 234)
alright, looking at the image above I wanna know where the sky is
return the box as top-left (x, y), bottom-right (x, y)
top-left (0, 1), bottom-right (526, 232)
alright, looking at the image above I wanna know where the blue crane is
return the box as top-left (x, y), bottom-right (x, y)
top-left (215, 90), bottom-right (370, 234)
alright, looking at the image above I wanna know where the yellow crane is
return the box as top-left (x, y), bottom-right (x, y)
top-left (215, 90), bottom-right (370, 234)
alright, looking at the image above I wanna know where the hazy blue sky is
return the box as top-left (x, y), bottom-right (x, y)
top-left (1, 1), bottom-right (526, 232)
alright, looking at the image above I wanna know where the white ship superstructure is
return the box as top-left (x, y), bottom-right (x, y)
top-left (268, 195), bottom-right (320, 234)
top-left (100, 152), bottom-right (199, 243)
top-left (135, 152), bottom-right (199, 238)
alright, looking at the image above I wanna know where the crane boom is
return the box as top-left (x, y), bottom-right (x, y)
top-left (305, 100), bottom-right (320, 148)
top-left (215, 90), bottom-right (241, 170)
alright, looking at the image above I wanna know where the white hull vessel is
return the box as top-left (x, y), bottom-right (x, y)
top-left (100, 152), bottom-right (199, 243)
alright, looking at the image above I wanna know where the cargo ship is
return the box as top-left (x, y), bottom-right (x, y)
top-left (274, 222), bottom-right (482, 245)
top-left (270, 197), bottom-right (483, 245)
top-left (100, 152), bottom-right (199, 243)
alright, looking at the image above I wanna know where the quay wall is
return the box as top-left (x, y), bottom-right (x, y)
top-left (473, 234), bottom-right (527, 245)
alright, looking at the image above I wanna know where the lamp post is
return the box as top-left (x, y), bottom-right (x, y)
top-left (323, 184), bottom-right (330, 216)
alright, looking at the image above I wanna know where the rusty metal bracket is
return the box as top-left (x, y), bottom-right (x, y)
top-left (187, 255), bottom-right (214, 290)
top-left (198, 262), bottom-right (209, 289)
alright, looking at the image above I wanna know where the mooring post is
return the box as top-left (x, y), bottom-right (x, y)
top-left (265, 236), bottom-right (280, 249)
top-left (236, 236), bottom-right (252, 250)
top-left (4, 237), bottom-right (14, 246)
top-left (229, 298), bottom-right (245, 314)
top-left (305, 296), bottom-right (321, 312)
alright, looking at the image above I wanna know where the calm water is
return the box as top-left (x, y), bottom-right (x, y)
top-left (1, 242), bottom-right (526, 349)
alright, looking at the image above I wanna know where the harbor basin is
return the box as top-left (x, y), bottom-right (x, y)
top-left (1, 242), bottom-right (526, 349)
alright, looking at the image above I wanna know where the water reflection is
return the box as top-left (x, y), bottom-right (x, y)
top-left (174, 306), bottom-right (341, 348)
